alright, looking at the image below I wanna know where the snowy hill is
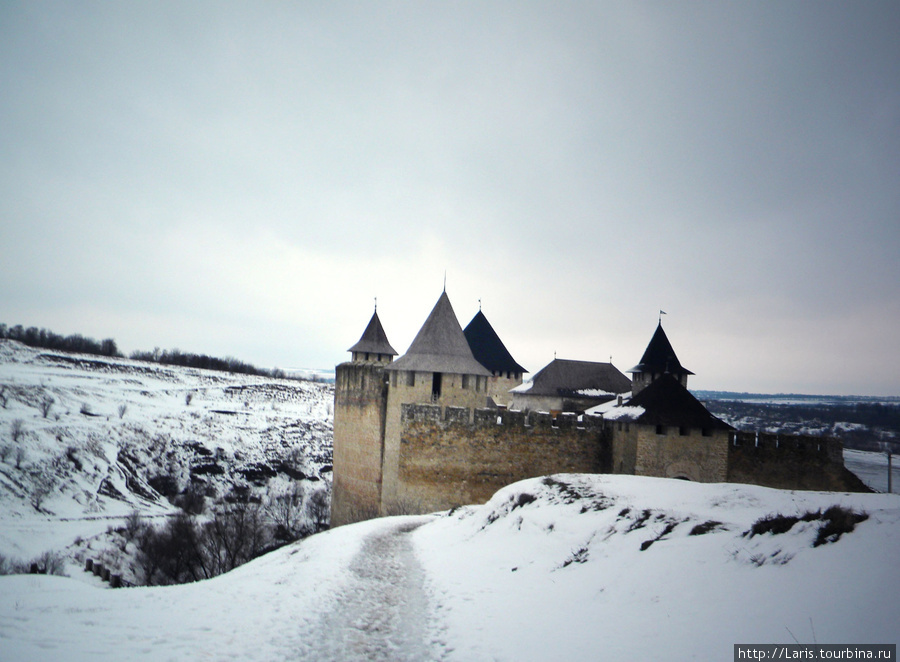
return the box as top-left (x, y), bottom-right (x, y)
top-left (0, 339), bottom-right (333, 573)
top-left (1, 474), bottom-right (897, 660)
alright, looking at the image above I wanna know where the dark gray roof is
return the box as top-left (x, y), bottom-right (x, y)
top-left (386, 292), bottom-right (491, 376)
top-left (628, 322), bottom-right (694, 376)
top-left (348, 310), bottom-right (397, 356)
top-left (523, 358), bottom-right (631, 397)
top-left (622, 374), bottom-right (732, 430)
top-left (463, 310), bottom-right (526, 375)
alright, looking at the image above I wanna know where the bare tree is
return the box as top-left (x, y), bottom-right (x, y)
top-left (265, 482), bottom-right (307, 541)
top-left (0, 386), bottom-right (8, 409)
top-left (29, 471), bottom-right (57, 511)
top-left (118, 403), bottom-right (128, 419)
top-left (306, 487), bottom-right (331, 533)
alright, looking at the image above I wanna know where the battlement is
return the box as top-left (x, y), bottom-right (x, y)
top-left (729, 430), bottom-right (843, 464)
top-left (400, 403), bottom-right (606, 431)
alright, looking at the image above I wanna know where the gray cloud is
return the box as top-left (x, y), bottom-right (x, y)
top-left (1, 1), bottom-right (898, 394)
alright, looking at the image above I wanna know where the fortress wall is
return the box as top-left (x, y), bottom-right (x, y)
top-left (632, 426), bottom-right (730, 482)
top-left (331, 362), bottom-right (388, 526)
top-left (725, 431), bottom-right (865, 491)
top-left (393, 405), bottom-right (611, 513)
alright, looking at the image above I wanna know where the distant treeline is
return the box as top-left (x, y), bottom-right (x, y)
top-left (1, 323), bottom-right (122, 357)
top-left (1, 323), bottom-right (289, 380)
top-left (129, 348), bottom-right (286, 379)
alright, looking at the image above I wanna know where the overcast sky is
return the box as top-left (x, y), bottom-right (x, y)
top-left (2, 2), bottom-right (898, 395)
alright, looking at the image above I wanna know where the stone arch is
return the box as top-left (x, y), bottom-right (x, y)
top-left (664, 460), bottom-right (702, 482)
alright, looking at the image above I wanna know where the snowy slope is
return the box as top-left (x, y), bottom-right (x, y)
top-left (0, 340), bottom-right (333, 573)
top-left (1, 474), bottom-right (897, 661)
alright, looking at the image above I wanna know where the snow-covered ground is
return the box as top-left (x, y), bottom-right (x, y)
top-left (2, 339), bottom-right (898, 659)
top-left (1, 474), bottom-right (897, 660)
top-left (0, 339), bottom-right (333, 579)
top-left (844, 448), bottom-right (899, 494)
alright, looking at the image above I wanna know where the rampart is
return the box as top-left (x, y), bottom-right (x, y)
top-left (393, 404), bottom-right (611, 513)
top-left (726, 431), bottom-right (868, 492)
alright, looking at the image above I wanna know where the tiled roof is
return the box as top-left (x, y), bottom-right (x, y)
top-left (348, 310), bottom-right (397, 356)
top-left (523, 358), bottom-right (631, 397)
top-left (386, 292), bottom-right (491, 376)
top-left (628, 323), bottom-right (694, 376)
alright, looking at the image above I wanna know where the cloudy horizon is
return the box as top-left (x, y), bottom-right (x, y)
top-left (2, 2), bottom-right (898, 396)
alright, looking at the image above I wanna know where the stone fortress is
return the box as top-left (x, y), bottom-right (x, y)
top-left (331, 291), bottom-right (868, 526)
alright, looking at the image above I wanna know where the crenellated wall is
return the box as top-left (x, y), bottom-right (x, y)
top-left (726, 431), bottom-right (866, 492)
top-left (391, 404), bottom-right (611, 513)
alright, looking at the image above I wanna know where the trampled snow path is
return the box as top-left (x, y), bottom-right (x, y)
top-left (293, 516), bottom-right (440, 661)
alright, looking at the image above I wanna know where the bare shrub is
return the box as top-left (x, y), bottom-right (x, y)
top-left (118, 403), bottom-right (128, 419)
top-left (0, 444), bottom-right (11, 463)
top-left (15, 446), bottom-right (26, 469)
top-left (10, 418), bottom-right (25, 443)
top-left (185, 392), bottom-right (193, 406)
top-left (40, 396), bottom-right (55, 418)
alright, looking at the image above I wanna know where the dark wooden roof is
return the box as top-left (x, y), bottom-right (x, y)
top-left (524, 358), bottom-right (631, 397)
top-left (628, 322), bottom-right (694, 376)
top-left (386, 292), bottom-right (491, 376)
top-left (463, 311), bottom-right (526, 375)
top-left (626, 374), bottom-right (732, 430)
top-left (348, 310), bottom-right (398, 356)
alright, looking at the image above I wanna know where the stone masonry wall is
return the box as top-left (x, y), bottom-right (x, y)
top-left (632, 426), bottom-right (730, 482)
top-left (726, 431), bottom-right (868, 492)
top-left (394, 404), bottom-right (611, 513)
top-left (331, 362), bottom-right (389, 526)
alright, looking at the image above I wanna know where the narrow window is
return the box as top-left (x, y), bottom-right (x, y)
top-left (406, 371), bottom-right (415, 387)
top-left (432, 372), bottom-right (442, 401)
top-left (391, 371), bottom-right (397, 387)
top-left (461, 374), bottom-right (469, 389)
top-left (655, 424), bottom-right (666, 436)
top-left (679, 426), bottom-right (689, 436)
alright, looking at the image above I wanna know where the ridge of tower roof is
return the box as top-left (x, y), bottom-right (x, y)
top-left (628, 322), bottom-right (694, 376)
top-left (347, 310), bottom-right (398, 356)
top-left (386, 291), bottom-right (491, 376)
top-left (463, 310), bottom-right (527, 375)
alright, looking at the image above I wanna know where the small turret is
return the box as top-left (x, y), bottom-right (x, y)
top-left (348, 308), bottom-right (397, 364)
top-left (628, 322), bottom-right (694, 395)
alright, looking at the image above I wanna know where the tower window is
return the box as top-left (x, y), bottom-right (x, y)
top-left (461, 374), bottom-right (469, 389)
top-left (656, 425), bottom-right (666, 435)
top-left (432, 372), bottom-right (442, 400)
top-left (406, 371), bottom-right (415, 387)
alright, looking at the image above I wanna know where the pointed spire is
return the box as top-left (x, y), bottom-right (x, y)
top-left (386, 291), bottom-right (490, 376)
top-left (348, 308), bottom-right (397, 358)
top-left (464, 309), bottom-right (526, 375)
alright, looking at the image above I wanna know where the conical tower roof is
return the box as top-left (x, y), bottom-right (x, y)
top-left (386, 292), bottom-right (491, 376)
top-left (464, 310), bottom-right (526, 375)
top-left (628, 322), bottom-right (694, 377)
top-left (348, 310), bottom-right (397, 356)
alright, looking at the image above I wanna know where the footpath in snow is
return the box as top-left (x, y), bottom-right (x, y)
top-left (293, 516), bottom-right (439, 661)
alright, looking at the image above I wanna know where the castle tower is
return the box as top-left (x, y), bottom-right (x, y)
top-left (331, 308), bottom-right (397, 527)
top-left (628, 322), bottom-right (694, 396)
top-left (463, 309), bottom-right (527, 406)
top-left (380, 291), bottom-right (493, 514)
